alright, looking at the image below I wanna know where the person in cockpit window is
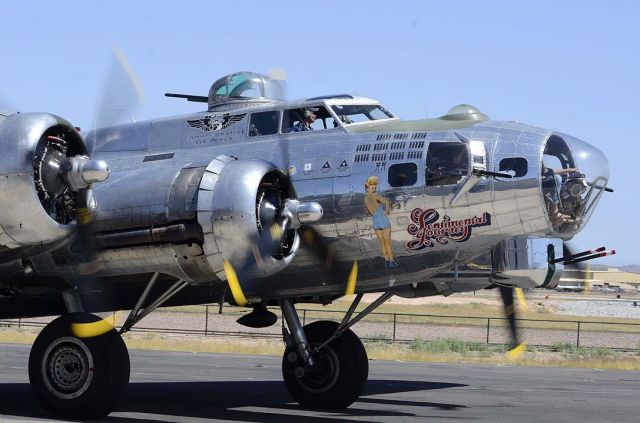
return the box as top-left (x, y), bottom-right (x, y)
top-left (290, 109), bottom-right (316, 132)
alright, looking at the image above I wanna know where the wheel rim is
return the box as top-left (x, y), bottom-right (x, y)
top-left (296, 346), bottom-right (340, 394)
top-left (41, 337), bottom-right (94, 399)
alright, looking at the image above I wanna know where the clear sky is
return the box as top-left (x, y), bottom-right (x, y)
top-left (1, 1), bottom-right (638, 265)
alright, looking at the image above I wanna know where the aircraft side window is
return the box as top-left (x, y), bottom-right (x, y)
top-left (282, 106), bottom-right (332, 133)
top-left (388, 163), bottom-right (418, 187)
top-left (249, 111), bottom-right (280, 137)
top-left (499, 157), bottom-right (528, 177)
top-left (425, 142), bottom-right (469, 186)
top-left (331, 104), bottom-right (394, 124)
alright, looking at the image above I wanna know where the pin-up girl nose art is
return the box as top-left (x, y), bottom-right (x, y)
top-left (364, 176), bottom-right (397, 269)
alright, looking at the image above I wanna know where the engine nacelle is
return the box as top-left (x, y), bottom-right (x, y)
top-left (490, 237), bottom-right (563, 288)
top-left (196, 156), bottom-right (299, 281)
top-left (0, 113), bottom-right (88, 249)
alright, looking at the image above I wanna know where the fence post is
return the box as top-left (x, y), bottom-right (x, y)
top-left (392, 313), bottom-right (397, 342)
top-left (205, 305), bottom-right (209, 337)
top-left (303, 309), bottom-right (307, 326)
top-left (486, 318), bottom-right (490, 344)
top-left (576, 321), bottom-right (581, 347)
top-left (18, 318), bottom-right (21, 329)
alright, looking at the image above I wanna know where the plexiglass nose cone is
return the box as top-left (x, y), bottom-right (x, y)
top-left (542, 134), bottom-right (609, 237)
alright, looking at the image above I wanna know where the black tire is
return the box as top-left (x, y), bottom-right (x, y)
top-left (28, 313), bottom-right (130, 420)
top-left (282, 320), bottom-right (368, 410)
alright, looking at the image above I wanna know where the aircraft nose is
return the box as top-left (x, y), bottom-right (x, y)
top-left (542, 134), bottom-right (610, 237)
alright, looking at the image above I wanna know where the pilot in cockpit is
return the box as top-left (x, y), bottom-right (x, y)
top-left (290, 109), bottom-right (316, 132)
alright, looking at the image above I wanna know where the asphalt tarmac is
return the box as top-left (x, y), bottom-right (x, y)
top-left (0, 343), bottom-right (638, 422)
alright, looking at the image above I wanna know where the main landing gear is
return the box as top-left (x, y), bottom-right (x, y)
top-left (279, 292), bottom-right (394, 409)
top-left (28, 272), bottom-right (188, 419)
top-left (28, 313), bottom-right (129, 420)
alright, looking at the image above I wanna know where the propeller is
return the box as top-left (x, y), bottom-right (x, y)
top-left (265, 68), bottom-right (359, 294)
top-left (222, 189), bottom-right (357, 317)
top-left (67, 48), bottom-right (144, 338)
top-left (223, 223), bottom-right (358, 328)
top-left (498, 242), bottom-right (616, 357)
top-left (92, 47), bottom-right (144, 131)
top-left (221, 68), bottom-right (362, 313)
top-left (498, 285), bottom-right (528, 359)
top-left (221, 197), bottom-right (356, 308)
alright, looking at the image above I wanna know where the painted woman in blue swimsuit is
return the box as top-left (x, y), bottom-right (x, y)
top-left (364, 176), bottom-right (397, 268)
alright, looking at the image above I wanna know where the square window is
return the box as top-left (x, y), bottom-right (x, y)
top-left (425, 143), bottom-right (469, 186)
top-left (499, 157), bottom-right (528, 177)
top-left (249, 111), bottom-right (280, 137)
top-left (388, 163), bottom-right (418, 187)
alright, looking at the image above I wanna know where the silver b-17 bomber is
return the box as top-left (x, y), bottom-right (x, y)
top-left (0, 71), bottom-right (613, 419)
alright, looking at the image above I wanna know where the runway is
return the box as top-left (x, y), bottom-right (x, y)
top-left (0, 343), bottom-right (638, 422)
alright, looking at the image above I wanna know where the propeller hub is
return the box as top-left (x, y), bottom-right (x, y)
top-left (283, 200), bottom-right (323, 229)
top-left (62, 156), bottom-right (110, 192)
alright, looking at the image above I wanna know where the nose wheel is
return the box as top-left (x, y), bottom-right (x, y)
top-left (282, 321), bottom-right (368, 410)
top-left (28, 313), bottom-right (130, 420)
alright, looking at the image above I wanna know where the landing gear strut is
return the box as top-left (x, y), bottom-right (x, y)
top-left (29, 272), bottom-right (186, 419)
top-left (280, 294), bottom-right (396, 410)
top-left (282, 320), bottom-right (368, 410)
top-left (28, 313), bottom-right (129, 420)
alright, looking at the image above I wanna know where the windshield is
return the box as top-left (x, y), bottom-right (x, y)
top-left (331, 104), bottom-right (394, 125)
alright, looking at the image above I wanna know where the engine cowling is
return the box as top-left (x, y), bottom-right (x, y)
top-left (0, 112), bottom-right (105, 249)
top-left (196, 155), bottom-right (323, 284)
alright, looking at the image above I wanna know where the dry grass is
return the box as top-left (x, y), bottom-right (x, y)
top-left (0, 328), bottom-right (38, 344)
top-left (163, 296), bottom-right (640, 331)
top-left (2, 327), bottom-right (638, 371)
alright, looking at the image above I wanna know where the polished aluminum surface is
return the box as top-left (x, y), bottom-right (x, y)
top-left (0, 113), bottom-right (77, 248)
top-left (283, 199), bottom-right (324, 228)
top-left (197, 156), bottom-right (299, 282)
top-left (1, 88), bottom-right (608, 304)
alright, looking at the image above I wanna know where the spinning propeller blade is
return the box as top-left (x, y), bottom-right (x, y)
top-left (514, 287), bottom-right (528, 311)
top-left (224, 260), bottom-right (248, 307)
top-left (498, 285), bottom-right (528, 359)
top-left (69, 48), bottom-right (144, 336)
top-left (300, 225), bottom-right (358, 295)
top-left (93, 47), bottom-right (144, 131)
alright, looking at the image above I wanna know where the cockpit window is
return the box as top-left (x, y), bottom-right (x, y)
top-left (282, 106), bottom-right (333, 133)
top-left (249, 110), bottom-right (280, 137)
top-left (330, 104), bottom-right (394, 125)
top-left (425, 142), bottom-right (469, 186)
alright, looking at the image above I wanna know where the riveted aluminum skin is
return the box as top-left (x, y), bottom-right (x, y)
top-left (30, 243), bottom-right (212, 283)
top-left (90, 161), bottom-right (205, 232)
top-left (196, 156), bottom-right (299, 280)
top-left (0, 113), bottom-right (78, 248)
top-left (3, 90), bottom-right (610, 304)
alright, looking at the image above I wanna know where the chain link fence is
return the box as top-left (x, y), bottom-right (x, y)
top-left (2, 306), bottom-right (640, 351)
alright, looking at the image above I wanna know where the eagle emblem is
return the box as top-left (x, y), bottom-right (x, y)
top-left (187, 113), bottom-right (247, 132)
